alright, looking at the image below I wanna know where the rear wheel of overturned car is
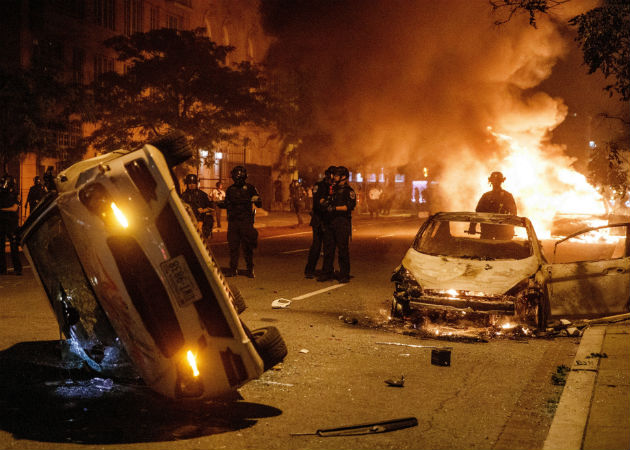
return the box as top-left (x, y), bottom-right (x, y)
top-left (149, 130), bottom-right (192, 168)
top-left (251, 326), bottom-right (288, 370)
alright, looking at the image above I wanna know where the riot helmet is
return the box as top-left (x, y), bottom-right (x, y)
top-left (34, 176), bottom-right (41, 184)
top-left (184, 173), bottom-right (198, 185)
top-left (231, 165), bottom-right (247, 184)
top-left (334, 166), bottom-right (349, 181)
top-left (0, 174), bottom-right (15, 192)
top-left (488, 171), bottom-right (505, 185)
top-left (325, 165), bottom-right (337, 177)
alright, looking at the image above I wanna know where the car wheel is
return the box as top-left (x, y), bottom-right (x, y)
top-left (390, 298), bottom-right (404, 320)
top-left (228, 284), bottom-right (247, 314)
top-left (251, 326), bottom-right (288, 370)
top-left (149, 130), bottom-right (192, 168)
top-left (536, 294), bottom-right (550, 331)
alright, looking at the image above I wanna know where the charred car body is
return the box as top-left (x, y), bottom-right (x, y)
top-left (391, 212), bottom-right (630, 330)
top-left (19, 132), bottom-right (286, 400)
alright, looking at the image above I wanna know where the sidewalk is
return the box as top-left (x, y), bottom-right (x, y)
top-left (543, 319), bottom-right (630, 450)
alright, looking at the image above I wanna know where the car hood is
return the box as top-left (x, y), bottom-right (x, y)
top-left (402, 248), bottom-right (539, 295)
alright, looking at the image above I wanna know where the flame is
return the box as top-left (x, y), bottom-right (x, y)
top-left (186, 350), bottom-right (200, 377)
top-left (485, 127), bottom-right (606, 239)
top-left (110, 202), bottom-right (129, 228)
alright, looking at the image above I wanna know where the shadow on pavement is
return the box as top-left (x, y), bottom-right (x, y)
top-left (0, 340), bottom-right (282, 444)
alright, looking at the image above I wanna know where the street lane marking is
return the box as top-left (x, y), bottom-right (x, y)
top-left (261, 231), bottom-right (311, 240)
top-left (281, 248), bottom-right (309, 254)
top-left (292, 284), bottom-right (345, 300)
top-left (376, 234), bottom-right (395, 239)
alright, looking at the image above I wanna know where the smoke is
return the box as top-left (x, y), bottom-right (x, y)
top-left (262, 0), bottom-right (604, 220)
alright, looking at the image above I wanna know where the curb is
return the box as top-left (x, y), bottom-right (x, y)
top-left (543, 326), bottom-right (606, 450)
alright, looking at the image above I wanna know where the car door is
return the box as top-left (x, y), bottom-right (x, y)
top-left (546, 223), bottom-right (630, 317)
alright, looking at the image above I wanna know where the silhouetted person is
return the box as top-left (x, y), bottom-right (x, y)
top-left (304, 166), bottom-right (335, 278)
top-left (469, 171), bottom-right (517, 240)
top-left (289, 179), bottom-right (305, 226)
top-left (25, 176), bottom-right (47, 216)
top-left (181, 173), bottom-right (214, 240)
top-left (0, 174), bottom-right (22, 275)
top-left (43, 166), bottom-right (56, 192)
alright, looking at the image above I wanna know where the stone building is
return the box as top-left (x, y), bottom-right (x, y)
top-left (0, 0), bottom-right (288, 221)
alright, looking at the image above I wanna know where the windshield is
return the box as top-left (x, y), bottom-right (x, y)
top-left (413, 218), bottom-right (532, 260)
top-left (26, 207), bottom-right (121, 365)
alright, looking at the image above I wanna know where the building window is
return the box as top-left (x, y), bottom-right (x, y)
top-left (72, 48), bottom-right (85, 84)
top-left (94, 54), bottom-right (115, 80)
top-left (51, 0), bottom-right (85, 19)
top-left (150, 6), bottom-right (160, 30)
top-left (167, 14), bottom-right (182, 30)
top-left (124, 0), bottom-right (143, 36)
top-left (94, 0), bottom-right (115, 30)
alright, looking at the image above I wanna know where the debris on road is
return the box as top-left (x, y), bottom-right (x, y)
top-left (299, 349), bottom-right (309, 354)
top-left (430, 349), bottom-right (451, 367)
top-left (384, 375), bottom-right (405, 387)
top-left (375, 341), bottom-right (452, 350)
top-left (290, 417), bottom-right (418, 437)
top-left (271, 298), bottom-right (292, 309)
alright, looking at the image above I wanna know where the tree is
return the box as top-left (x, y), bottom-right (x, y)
top-left (490, 0), bottom-right (630, 101)
top-left (0, 61), bottom-right (81, 173)
top-left (86, 28), bottom-right (275, 152)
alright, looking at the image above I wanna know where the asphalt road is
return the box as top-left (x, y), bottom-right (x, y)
top-left (0, 217), bottom-right (579, 449)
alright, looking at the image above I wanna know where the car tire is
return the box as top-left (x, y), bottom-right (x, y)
top-left (229, 284), bottom-right (247, 314)
top-left (390, 298), bottom-right (404, 320)
top-left (149, 130), bottom-right (192, 168)
top-left (536, 294), bottom-right (550, 331)
top-left (251, 326), bottom-right (287, 370)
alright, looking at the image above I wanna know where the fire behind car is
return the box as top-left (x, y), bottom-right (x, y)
top-left (391, 212), bottom-right (550, 331)
top-left (19, 131), bottom-right (287, 400)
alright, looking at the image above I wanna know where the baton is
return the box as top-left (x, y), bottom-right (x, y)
top-left (290, 417), bottom-right (418, 437)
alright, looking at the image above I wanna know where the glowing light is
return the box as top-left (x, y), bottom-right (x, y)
top-left (446, 289), bottom-right (458, 297)
top-left (187, 350), bottom-right (200, 377)
top-left (423, 167), bottom-right (428, 178)
top-left (110, 202), bottom-right (128, 228)
top-left (200, 149), bottom-right (209, 158)
top-left (501, 322), bottom-right (516, 329)
top-left (589, 141), bottom-right (596, 148)
top-left (215, 152), bottom-right (223, 160)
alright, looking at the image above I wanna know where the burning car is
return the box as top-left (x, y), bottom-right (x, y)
top-left (19, 131), bottom-right (287, 400)
top-left (391, 212), bottom-right (630, 330)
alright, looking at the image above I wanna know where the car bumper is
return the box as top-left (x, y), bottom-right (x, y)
top-left (406, 294), bottom-right (515, 315)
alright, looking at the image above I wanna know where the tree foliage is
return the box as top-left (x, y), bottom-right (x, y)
top-left (86, 28), bottom-right (275, 152)
top-left (0, 59), bottom-right (81, 172)
top-left (490, 0), bottom-right (630, 101)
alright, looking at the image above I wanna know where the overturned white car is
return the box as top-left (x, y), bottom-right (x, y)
top-left (391, 212), bottom-right (629, 330)
top-left (20, 131), bottom-right (286, 400)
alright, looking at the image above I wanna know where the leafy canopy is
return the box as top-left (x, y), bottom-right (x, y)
top-left (87, 28), bottom-right (274, 151)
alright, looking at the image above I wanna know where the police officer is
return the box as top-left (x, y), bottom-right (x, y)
top-left (25, 176), bottom-right (47, 216)
top-left (304, 165), bottom-right (335, 278)
top-left (468, 171), bottom-right (517, 239)
top-left (319, 166), bottom-right (356, 283)
top-left (218, 166), bottom-right (262, 278)
top-left (0, 174), bottom-right (22, 275)
top-left (181, 174), bottom-right (214, 240)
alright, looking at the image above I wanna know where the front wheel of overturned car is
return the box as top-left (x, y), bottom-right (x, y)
top-left (251, 326), bottom-right (287, 370)
top-left (228, 284), bottom-right (247, 314)
top-left (390, 298), bottom-right (405, 321)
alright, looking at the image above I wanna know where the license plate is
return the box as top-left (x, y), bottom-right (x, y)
top-left (160, 255), bottom-right (202, 307)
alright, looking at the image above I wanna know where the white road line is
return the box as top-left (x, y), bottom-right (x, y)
top-left (376, 234), bottom-right (395, 239)
top-left (281, 248), bottom-right (310, 254)
top-left (260, 231), bottom-right (311, 240)
top-left (291, 284), bottom-right (345, 300)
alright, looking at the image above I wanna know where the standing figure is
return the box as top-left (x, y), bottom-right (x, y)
top-left (289, 179), bottom-right (305, 226)
top-left (212, 181), bottom-right (226, 230)
top-left (219, 166), bottom-right (262, 278)
top-left (25, 176), bottom-right (48, 217)
top-left (367, 183), bottom-right (382, 218)
top-left (181, 174), bottom-right (214, 240)
top-left (468, 171), bottom-right (517, 239)
top-left (319, 166), bottom-right (356, 283)
top-left (304, 166), bottom-right (335, 279)
top-left (0, 174), bottom-right (22, 275)
top-left (43, 166), bottom-right (56, 192)
top-left (273, 176), bottom-right (283, 211)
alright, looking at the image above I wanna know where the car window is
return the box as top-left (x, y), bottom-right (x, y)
top-left (413, 219), bottom-right (532, 260)
top-left (552, 223), bottom-right (629, 263)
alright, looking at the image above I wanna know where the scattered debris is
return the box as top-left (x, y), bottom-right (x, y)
top-left (299, 349), bottom-right (309, 354)
top-left (586, 352), bottom-right (608, 359)
top-left (271, 298), bottom-right (292, 309)
top-left (551, 365), bottom-right (570, 386)
top-left (384, 375), bottom-right (405, 387)
top-left (290, 417), bottom-right (418, 437)
top-left (431, 349), bottom-right (451, 367)
top-left (344, 317), bottom-right (359, 325)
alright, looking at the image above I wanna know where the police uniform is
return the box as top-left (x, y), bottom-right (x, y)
top-left (219, 167), bottom-right (262, 277)
top-left (26, 177), bottom-right (47, 216)
top-left (0, 175), bottom-right (22, 275)
top-left (304, 177), bottom-right (331, 277)
top-left (181, 186), bottom-right (214, 239)
top-left (320, 174), bottom-right (356, 283)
